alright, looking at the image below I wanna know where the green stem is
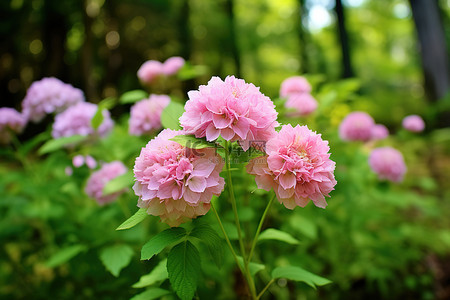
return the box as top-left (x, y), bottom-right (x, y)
top-left (224, 140), bottom-right (257, 299)
top-left (247, 193), bottom-right (276, 263)
top-left (210, 202), bottom-right (243, 273)
top-left (257, 278), bottom-right (275, 299)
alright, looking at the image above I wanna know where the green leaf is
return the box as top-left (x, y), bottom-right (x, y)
top-left (99, 244), bottom-right (134, 277)
top-left (190, 221), bottom-right (224, 268)
top-left (103, 171), bottom-right (134, 195)
top-left (271, 266), bottom-right (332, 289)
top-left (116, 208), bottom-right (148, 230)
top-left (177, 63), bottom-right (208, 80)
top-left (119, 89), bottom-right (148, 104)
top-left (161, 101), bottom-right (185, 130)
top-left (236, 256), bottom-right (265, 276)
top-left (38, 135), bottom-right (86, 154)
top-left (167, 240), bottom-right (201, 300)
top-left (91, 97), bottom-right (116, 129)
top-left (130, 288), bottom-right (171, 300)
top-left (141, 227), bottom-right (187, 260)
top-left (133, 259), bottom-right (168, 288)
top-left (45, 245), bottom-right (86, 268)
top-left (258, 228), bottom-right (300, 245)
top-left (289, 216), bottom-right (317, 240)
top-left (170, 134), bottom-right (218, 149)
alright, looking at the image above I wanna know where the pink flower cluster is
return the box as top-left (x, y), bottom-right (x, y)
top-left (52, 102), bottom-right (114, 139)
top-left (280, 76), bottom-right (318, 117)
top-left (369, 147), bottom-right (406, 182)
top-left (133, 129), bottom-right (225, 227)
top-left (22, 77), bottom-right (84, 122)
top-left (0, 107), bottom-right (27, 144)
top-left (73, 155), bottom-right (97, 169)
top-left (402, 115), bottom-right (425, 132)
top-left (371, 124), bottom-right (389, 140)
top-left (246, 124), bottom-right (336, 209)
top-left (339, 111), bottom-right (375, 142)
top-left (137, 56), bottom-right (185, 84)
top-left (180, 76), bottom-right (279, 150)
top-left (129, 94), bottom-right (170, 136)
top-left (85, 161), bottom-right (128, 205)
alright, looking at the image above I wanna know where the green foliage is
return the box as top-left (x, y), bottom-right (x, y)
top-left (190, 220), bottom-right (224, 267)
top-left (99, 244), bottom-right (134, 277)
top-left (38, 135), bottom-right (86, 154)
top-left (237, 256), bottom-right (265, 276)
top-left (129, 288), bottom-right (171, 300)
top-left (103, 171), bottom-right (134, 195)
top-left (141, 227), bottom-right (187, 260)
top-left (91, 97), bottom-right (116, 129)
top-left (167, 240), bottom-right (201, 300)
top-left (119, 90), bottom-right (149, 104)
top-left (132, 259), bottom-right (168, 288)
top-left (161, 101), bottom-right (185, 130)
top-left (272, 266), bottom-right (332, 289)
top-left (257, 228), bottom-right (300, 245)
top-left (116, 208), bottom-right (148, 230)
top-left (45, 245), bottom-right (87, 268)
top-left (170, 134), bottom-right (219, 149)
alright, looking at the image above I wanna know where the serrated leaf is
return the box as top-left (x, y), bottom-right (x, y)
top-left (167, 240), bottom-right (201, 300)
top-left (161, 101), bottom-right (185, 130)
top-left (190, 221), bottom-right (224, 268)
top-left (141, 227), bottom-right (187, 260)
top-left (100, 244), bottom-right (134, 277)
top-left (38, 135), bottom-right (86, 154)
top-left (133, 259), bottom-right (168, 288)
top-left (119, 90), bottom-right (148, 104)
top-left (258, 228), bottom-right (300, 245)
top-left (271, 266), bottom-right (331, 289)
top-left (103, 171), bottom-right (134, 195)
top-left (170, 134), bottom-right (218, 149)
top-left (236, 256), bottom-right (265, 276)
top-left (116, 208), bottom-right (148, 230)
top-left (130, 288), bottom-right (171, 300)
top-left (45, 245), bottom-right (86, 268)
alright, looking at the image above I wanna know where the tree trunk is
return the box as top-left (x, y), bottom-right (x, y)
top-left (297, 0), bottom-right (309, 74)
top-left (225, 0), bottom-right (241, 78)
top-left (334, 0), bottom-right (354, 78)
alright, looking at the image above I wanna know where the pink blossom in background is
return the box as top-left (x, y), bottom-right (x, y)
top-left (72, 155), bottom-right (85, 167)
top-left (137, 60), bottom-right (164, 84)
top-left (371, 124), bottom-right (389, 140)
top-left (339, 111), bottom-right (375, 142)
top-left (85, 155), bottom-right (97, 169)
top-left (85, 161), bottom-right (128, 205)
top-left (369, 147), bottom-right (406, 182)
top-left (0, 107), bottom-right (27, 144)
top-left (180, 76), bottom-right (279, 151)
top-left (280, 76), bottom-right (312, 98)
top-left (162, 56), bottom-right (185, 75)
top-left (22, 77), bottom-right (84, 122)
top-left (246, 124), bottom-right (336, 209)
top-left (133, 129), bottom-right (225, 227)
top-left (52, 102), bottom-right (114, 139)
top-left (65, 166), bottom-right (73, 176)
top-left (129, 95), bottom-right (170, 135)
top-left (402, 115), bottom-right (425, 132)
top-left (285, 93), bottom-right (318, 116)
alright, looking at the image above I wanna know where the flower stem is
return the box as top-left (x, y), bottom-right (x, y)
top-left (256, 278), bottom-right (275, 299)
top-left (247, 193), bottom-right (276, 263)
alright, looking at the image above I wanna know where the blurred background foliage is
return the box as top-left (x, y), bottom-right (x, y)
top-left (1, 0), bottom-right (450, 299)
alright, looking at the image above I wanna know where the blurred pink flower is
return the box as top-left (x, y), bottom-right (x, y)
top-left (52, 102), bottom-right (114, 139)
top-left (133, 129), bottom-right (225, 227)
top-left (162, 56), bottom-right (185, 75)
top-left (72, 155), bottom-right (85, 167)
top-left (369, 147), bottom-right (406, 182)
top-left (402, 115), bottom-right (425, 132)
top-left (65, 166), bottom-right (73, 176)
top-left (371, 124), bottom-right (389, 140)
top-left (129, 94), bottom-right (170, 135)
top-left (137, 60), bottom-right (164, 84)
top-left (85, 161), bottom-right (128, 205)
top-left (0, 107), bottom-right (27, 144)
top-left (22, 77), bottom-right (84, 122)
top-left (85, 155), bottom-right (97, 169)
top-left (285, 93), bottom-right (318, 116)
top-left (339, 111), bottom-right (375, 142)
top-left (246, 124), bottom-right (336, 209)
top-left (280, 76), bottom-right (312, 98)
top-left (180, 76), bottom-right (279, 151)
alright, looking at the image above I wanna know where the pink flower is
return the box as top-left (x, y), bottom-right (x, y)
top-left (129, 95), bottom-right (170, 135)
top-left (52, 102), bottom-right (114, 139)
top-left (85, 161), bottom-right (128, 205)
top-left (280, 76), bottom-right (312, 98)
top-left (285, 93), bottom-right (318, 116)
top-left (137, 60), bottom-right (164, 84)
top-left (369, 147), bottom-right (406, 182)
top-left (133, 129), bottom-right (225, 227)
top-left (0, 107), bottom-right (27, 144)
top-left (22, 77), bottom-right (84, 122)
top-left (180, 76), bottom-right (279, 151)
top-left (402, 115), bottom-right (425, 132)
top-left (371, 124), bottom-right (389, 140)
top-left (246, 124), bottom-right (336, 209)
top-left (85, 155), bottom-right (97, 169)
top-left (72, 155), bottom-right (85, 167)
top-left (339, 111), bottom-right (375, 142)
top-left (162, 56), bottom-right (185, 75)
